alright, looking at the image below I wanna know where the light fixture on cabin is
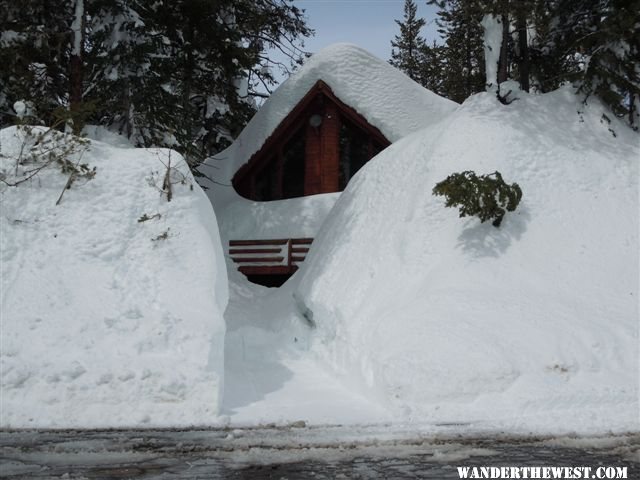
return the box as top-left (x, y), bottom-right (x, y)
top-left (309, 114), bottom-right (323, 128)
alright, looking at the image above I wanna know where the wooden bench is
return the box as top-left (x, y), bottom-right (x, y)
top-left (229, 238), bottom-right (313, 276)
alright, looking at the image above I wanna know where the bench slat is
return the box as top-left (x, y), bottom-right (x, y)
top-left (290, 238), bottom-right (313, 245)
top-left (232, 256), bottom-right (284, 264)
top-left (229, 248), bottom-right (282, 255)
top-left (229, 239), bottom-right (289, 246)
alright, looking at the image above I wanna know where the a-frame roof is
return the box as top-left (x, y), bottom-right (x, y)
top-left (201, 43), bottom-right (458, 185)
top-left (233, 79), bottom-right (390, 186)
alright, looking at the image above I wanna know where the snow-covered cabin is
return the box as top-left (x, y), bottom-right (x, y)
top-left (202, 43), bottom-right (457, 285)
top-left (233, 79), bottom-right (391, 201)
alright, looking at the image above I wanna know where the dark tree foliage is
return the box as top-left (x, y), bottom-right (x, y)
top-left (0, 0), bottom-right (75, 126)
top-left (390, 1), bottom-right (448, 96)
top-left (0, 0), bottom-right (312, 165)
top-left (420, 40), bottom-right (447, 96)
top-left (390, 0), bottom-right (428, 83)
top-left (433, 171), bottom-right (523, 227)
top-left (537, 0), bottom-right (640, 127)
top-left (419, 0), bottom-right (638, 127)
top-left (428, 0), bottom-right (486, 103)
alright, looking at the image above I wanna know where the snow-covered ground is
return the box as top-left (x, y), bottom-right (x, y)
top-left (0, 126), bottom-right (228, 428)
top-left (293, 86), bottom-right (639, 434)
top-left (221, 270), bottom-right (391, 425)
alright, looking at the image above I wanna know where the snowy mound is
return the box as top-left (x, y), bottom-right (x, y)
top-left (295, 87), bottom-right (639, 434)
top-left (0, 127), bottom-right (228, 428)
top-left (202, 43), bottom-right (458, 185)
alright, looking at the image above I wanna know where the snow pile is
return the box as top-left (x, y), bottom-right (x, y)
top-left (201, 43), bottom-right (457, 187)
top-left (295, 86), bottom-right (639, 434)
top-left (0, 127), bottom-right (228, 428)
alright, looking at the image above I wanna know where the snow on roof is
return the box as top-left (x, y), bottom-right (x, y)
top-left (206, 43), bottom-right (458, 182)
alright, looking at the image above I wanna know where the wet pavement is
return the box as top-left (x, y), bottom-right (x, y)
top-left (1, 427), bottom-right (638, 479)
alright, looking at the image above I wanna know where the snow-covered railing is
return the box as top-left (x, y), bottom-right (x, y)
top-left (229, 238), bottom-right (313, 276)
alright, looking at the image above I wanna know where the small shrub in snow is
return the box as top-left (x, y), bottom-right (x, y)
top-left (1, 124), bottom-right (93, 201)
top-left (432, 170), bottom-right (522, 227)
top-left (148, 150), bottom-right (193, 203)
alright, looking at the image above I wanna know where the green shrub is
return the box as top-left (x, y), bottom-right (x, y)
top-left (432, 171), bottom-right (522, 227)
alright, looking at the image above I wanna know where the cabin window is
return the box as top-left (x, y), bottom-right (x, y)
top-left (254, 157), bottom-right (278, 201)
top-left (339, 119), bottom-right (374, 190)
top-left (281, 128), bottom-right (306, 199)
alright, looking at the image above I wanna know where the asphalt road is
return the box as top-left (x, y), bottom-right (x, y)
top-left (1, 427), bottom-right (638, 479)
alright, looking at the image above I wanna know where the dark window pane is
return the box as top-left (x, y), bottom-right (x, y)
top-left (254, 157), bottom-right (278, 201)
top-left (339, 120), bottom-right (371, 190)
top-left (282, 128), bottom-right (306, 199)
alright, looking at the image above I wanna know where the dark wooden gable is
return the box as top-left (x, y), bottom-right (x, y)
top-left (233, 80), bottom-right (390, 201)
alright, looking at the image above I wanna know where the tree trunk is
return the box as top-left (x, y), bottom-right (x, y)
top-left (69, 0), bottom-right (85, 134)
top-left (516, 10), bottom-right (529, 92)
top-left (497, 14), bottom-right (509, 84)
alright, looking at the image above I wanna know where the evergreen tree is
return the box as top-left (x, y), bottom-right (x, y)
top-left (428, 0), bottom-right (486, 103)
top-left (390, 0), bottom-right (428, 82)
top-left (480, 0), bottom-right (541, 93)
top-left (85, 0), bottom-right (155, 140)
top-left (419, 41), bottom-right (447, 96)
top-left (538, 0), bottom-right (640, 127)
top-left (1, 0), bottom-right (312, 162)
top-left (0, 0), bottom-right (77, 126)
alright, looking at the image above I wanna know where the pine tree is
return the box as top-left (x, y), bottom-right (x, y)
top-left (85, 0), bottom-right (154, 140)
top-left (390, 0), bottom-right (428, 82)
top-left (419, 41), bottom-right (447, 96)
top-left (1, 0), bottom-right (313, 163)
top-left (539, 0), bottom-right (640, 127)
top-left (0, 0), bottom-right (76, 126)
top-left (481, 0), bottom-right (540, 93)
top-left (429, 0), bottom-right (486, 103)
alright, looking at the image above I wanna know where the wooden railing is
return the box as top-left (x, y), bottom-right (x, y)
top-left (229, 238), bottom-right (313, 276)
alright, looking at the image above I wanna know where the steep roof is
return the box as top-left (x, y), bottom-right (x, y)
top-left (203, 43), bottom-right (459, 183)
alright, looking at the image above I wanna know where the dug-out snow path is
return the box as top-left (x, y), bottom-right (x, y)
top-left (221, 275), bottom-right (391, 426)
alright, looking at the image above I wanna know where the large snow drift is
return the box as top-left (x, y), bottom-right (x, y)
top-left (0, 127), bottom-right (228, 428)
top-left (295, 87), bottom-right (639, 434)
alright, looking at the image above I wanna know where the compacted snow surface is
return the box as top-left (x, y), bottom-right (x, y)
top-left (0, 127), bottom-right (228, 428)
top-left (221, 271), bottom-right (392, 425)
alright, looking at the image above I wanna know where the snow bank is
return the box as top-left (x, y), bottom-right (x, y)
top-left (295, 86), bottom-right (639, 434)
top-left (0, 127), bottom-right (228, 428)
top-left (200, 43), bottom-right (458, 187)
